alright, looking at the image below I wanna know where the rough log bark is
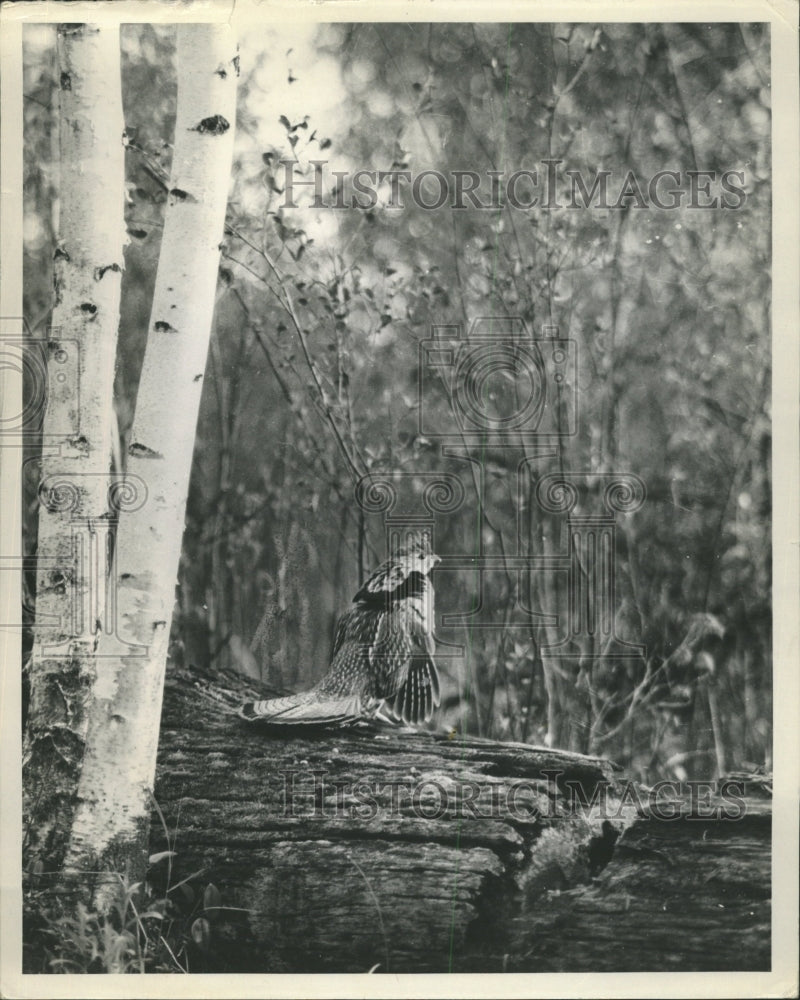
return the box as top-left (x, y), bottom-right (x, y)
top-left (152, 665), bottom-right (771, 974)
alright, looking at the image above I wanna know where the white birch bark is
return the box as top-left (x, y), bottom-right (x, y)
top-left (65, 25), bottom-right (238, 895)
top-left (23, 23), bottom-right (125, 867)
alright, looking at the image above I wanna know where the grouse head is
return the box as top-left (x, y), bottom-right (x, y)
top-left (393, 529), bottom-right (440, 575)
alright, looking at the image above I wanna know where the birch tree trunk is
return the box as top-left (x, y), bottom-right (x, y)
top-left (64, 25), bottom-right (238, 903)
top-left (23, 23), bottom-right (125, 872)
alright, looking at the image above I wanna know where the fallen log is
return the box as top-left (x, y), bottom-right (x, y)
top-left (152, 665), bottom-right (771, 973)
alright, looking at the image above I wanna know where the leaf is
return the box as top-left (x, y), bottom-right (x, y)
top-left (203, 883), bottom-right (222, 913)
top-left (148, 850), bottom-right (177, 865)
top-left (278, 114), bottom-right (291, 130)
top-left (191, 917), bottom-right (211, 950)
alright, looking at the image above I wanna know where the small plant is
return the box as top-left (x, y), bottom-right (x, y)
top-left (43, 880), bottom-right (145, 974)
top-left (25, 868), bottom-right (184, 974)
top-left (24, 849), bottom-right (234, 974)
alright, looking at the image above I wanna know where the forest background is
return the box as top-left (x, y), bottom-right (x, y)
top-left (21, 21), bottom-right (772, 781)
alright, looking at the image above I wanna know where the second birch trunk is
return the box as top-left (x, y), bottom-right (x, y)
top-left (64, 25), bottom-right (238, 901)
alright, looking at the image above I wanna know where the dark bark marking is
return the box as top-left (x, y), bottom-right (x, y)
top-left (129, 442), bottom-right (163, 460)
top-left (59, 72), bottom-right (72, 91)
top-left (194, 374), bottom-right (204, 382)
top-left (67, 434), bottom-right (90, 454)
top-left (232, 54), bottom-right (240, 77)
top-left (154, 320), bottom-right (177, 333)
top-left (94, 263), bottom-right (122, 282)
top-left (192, 115), bottom-right (230, 136)
top-left (169, 188), bottom-right (197, 203)
top-left (54, 246), bottom-right (70, 262)
top-left (79, 302), bottom-right (97, 317)
top-left (127, 227), bottom-right (148, 240)
top-left (44, 568), bottom-right (70, 595)
top-left (215, 65), bottom-right (228, 79)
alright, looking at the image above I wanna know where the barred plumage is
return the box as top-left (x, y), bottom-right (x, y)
top-left (239, 530), bottom-right (441, 726)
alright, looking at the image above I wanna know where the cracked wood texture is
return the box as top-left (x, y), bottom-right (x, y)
top-left (153, 666), bottom-right (771, 974)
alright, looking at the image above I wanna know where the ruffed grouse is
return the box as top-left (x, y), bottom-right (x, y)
top-left (239, 530), bottom-right (441, 726)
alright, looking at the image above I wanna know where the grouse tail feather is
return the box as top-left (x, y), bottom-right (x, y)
top-left (392, 655), bottom-right (441, 725)
top-left (238, 692), bottom-right (363, 726)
